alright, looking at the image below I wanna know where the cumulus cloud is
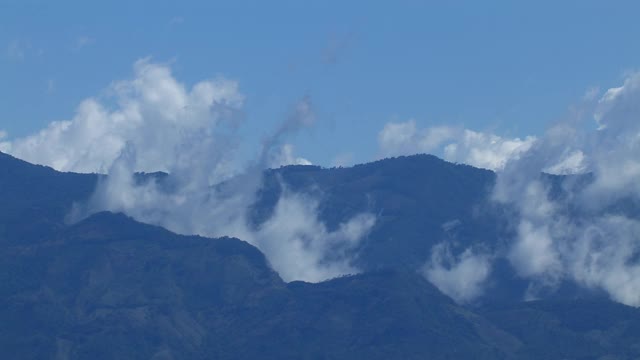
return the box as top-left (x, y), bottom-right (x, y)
top-left (490, 71), bottom-right (640, 306)
top-left (2, 59), bottom-right (244, 174)
top-left (24, 59), bottom-right (376, 283)
top-left (423, 243), bottom-right (492, 304)
top-left (378, 119), bottom-right (536, 171)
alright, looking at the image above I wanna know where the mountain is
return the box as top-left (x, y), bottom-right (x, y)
top-left (254, 155), bottom-right (500, 270)
top-left (253, 155), bottom-right (529, 302)
top-left (0, 152), bottom-right (516, 359)
top-left (0, 210), bottom-right (521, 359)
top-left (481, 300), bottom-right (640, 359)
top-left (0, 212), bottom-right (282, 359)
top-left (0, 152), bottom-right (97, 243)
top-left (208, 270), bottom-right (521, 360)
top-left (3, 150), bottom-right (640, 359)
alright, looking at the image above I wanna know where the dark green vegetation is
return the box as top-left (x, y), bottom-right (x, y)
top-left (2, 151), bottom-right (640, 359)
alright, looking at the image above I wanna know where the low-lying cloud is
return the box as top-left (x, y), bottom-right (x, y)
top-left (5, 57), bottom-right (640, 306)
top-left (423, 243), bottom-right (492, 304)
top-left (389, 74), bottom-right (640, 306)
top-left (491, 72), bottom-right (640, 306)
top-left (4, 59), bottom-right (374, 283)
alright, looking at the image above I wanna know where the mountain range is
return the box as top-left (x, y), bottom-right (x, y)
top-left (2, 150), bottom-right (640, 359)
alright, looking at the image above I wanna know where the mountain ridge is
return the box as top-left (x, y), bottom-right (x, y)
top-left (3, 150), bottom-right (640, 359)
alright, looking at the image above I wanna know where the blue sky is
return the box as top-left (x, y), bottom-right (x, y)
top-left (3, 0), bottom-right (640, 167)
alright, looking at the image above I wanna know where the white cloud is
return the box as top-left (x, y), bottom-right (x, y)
top-left (3, 59), bottom-right (244, 175)
top-left (378, 120), bottom-right (455, 156)
top-left (543, 150), bottom-right (588, 175)
top-left (376, 72), bottom-right (640, 306)
top-left (25, 59), bottom-right (376, 283)
top-left (78, 143), bottom-right (374, 283)
top-left (423, 243), bottom-right (492, 304)
top-left (491, 71), bottom-right (640, 306)
top-left (255, 192), bottom-right (375, 282)
top-left (0, 130), bottom-right (9, 153)
top-left (509, 220), bottom-right (560, 279)
top-left (442, 129), bottom-right (536, 171)
top-left (258, 96), bottom-right (316, 167)
top-left (268, 144), bottom-right (312, 168)
top-left (567, 216), bottom-right (640, 306)
top-left (378, 119), bottom-right (535, 171)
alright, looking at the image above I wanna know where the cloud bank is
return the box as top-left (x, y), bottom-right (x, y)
top-left (4, 59), bottom-right (374, 283)
top-left (5, 56), bottom-right (640, 306)
top-left (381, 75), bottom-right (640, 306)
top-left (491, 72), bottom-right (640, 306)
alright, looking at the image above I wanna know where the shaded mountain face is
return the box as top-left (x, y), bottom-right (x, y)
top-left (0, 212), bottom-right (283, 359)
top-left (480, 300), bottom-right (640, 360)
top-left (0, 151), bottom-right (628, 304)
top-left (0, 151), bottom-right (620, 303)
top-left (0, 152), bottom-right (516, 359)
top-left (3, 151), bottom-right (640, 359)
top-left (0, 152), bottom-right (522, 301)
top-left (252, 155), bottom-right (501, 271)
top-left (251, 156), bottom-right (533, 303)
top-left (0, 152), bottom-right (97, 243)
top-left (0, 151), bottom-right (506, 271)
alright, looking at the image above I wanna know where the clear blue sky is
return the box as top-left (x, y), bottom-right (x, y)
top-left (2, 0), bottom-right (640, 165)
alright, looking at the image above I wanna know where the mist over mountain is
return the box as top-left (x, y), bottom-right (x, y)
top-left (3, 149), bottom-right (640, 359)
top-left (3, 58), bottom-right (640, 359)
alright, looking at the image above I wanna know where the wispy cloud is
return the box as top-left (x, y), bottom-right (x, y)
top-left (332, 153), bottom-right (354, 167)
top-left (75, 35), bottom-right (95, 50)
top-left (269, 144), bottom-right (312, 168)
top-left (46, 79), bottom-right (55, 94)
top-left (322, 32), bottom-right (355, 65)
top-left (0, 130), bottom-right (9, 153)
top-left (169, 16), bottom-right (185, 26)
top-left (6, 40), bottom-right (29, 61)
